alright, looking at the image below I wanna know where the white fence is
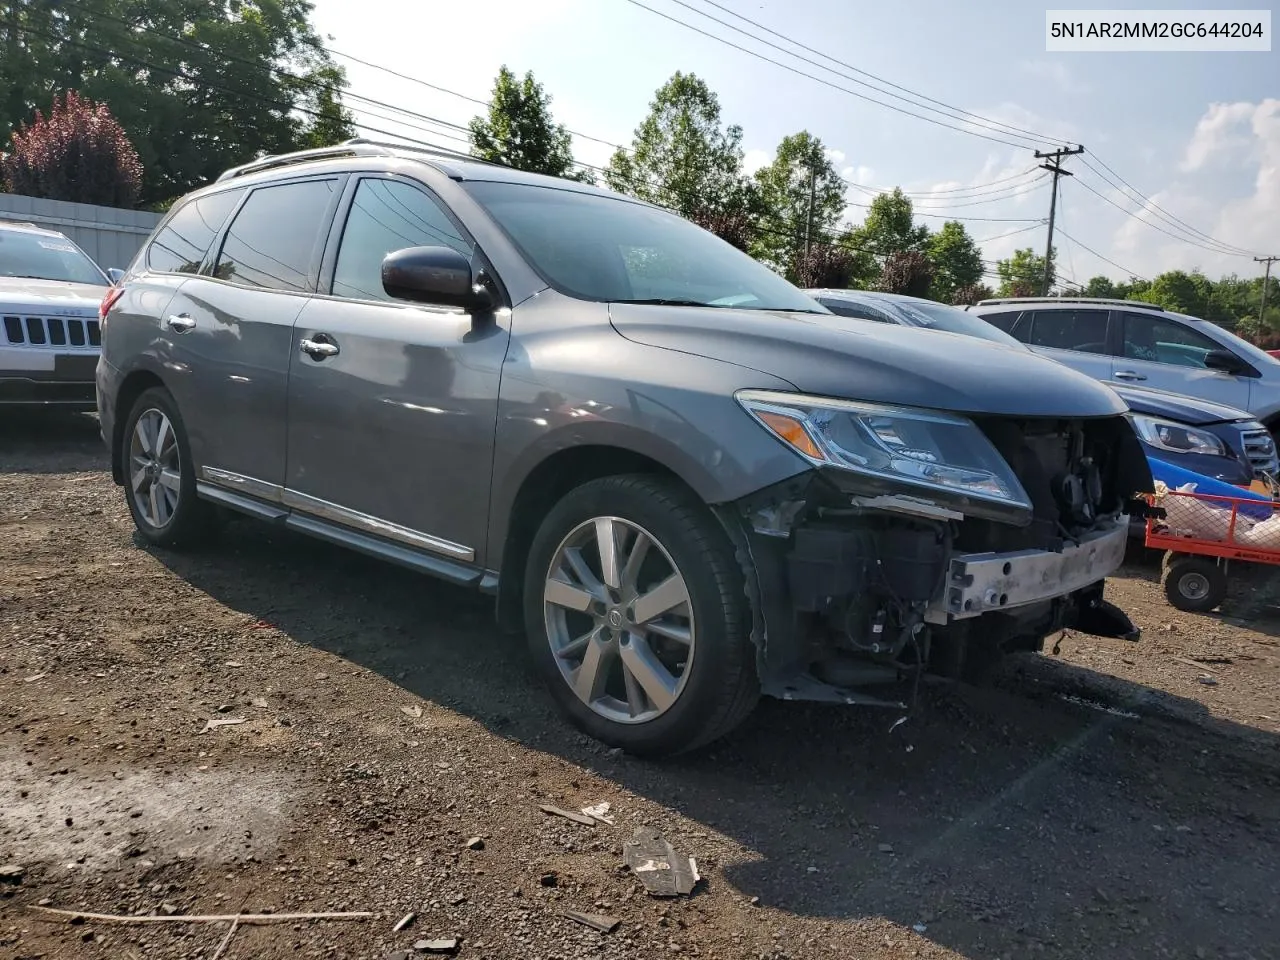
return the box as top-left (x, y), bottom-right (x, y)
top-left (0, 194), bottom-right (160, 271)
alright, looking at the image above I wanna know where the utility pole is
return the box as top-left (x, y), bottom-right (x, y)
top-left (1256, 255), bottom-right (1279, 323)
top-left (803, 162), bottom-right (817, 261)
top-left (1035, 145), bottom-right (1085, 296)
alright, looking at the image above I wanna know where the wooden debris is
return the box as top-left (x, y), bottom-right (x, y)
top-left (539, 803), bottom-right (596, 826)
top-left (622, 827), bottom-right (700, 897)
top-left (413, 938), bottom-right (459, 953)
top-left (200, 716), bottom-right (246, 733)
top-left (210, 918), bottom-right (239, 960)
top-left (28, 905), bottom-right (373, 924)
top-left (581, 802), bottom-right (615, 824)
top-left (563, 909), bottom-right (620, 933)
top-left (392, 912), bottom-right (416, 932)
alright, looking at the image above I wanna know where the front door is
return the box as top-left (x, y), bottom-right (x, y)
top-left (1116, 310), bottom-right (1253, 410)
top-left (284, 175), bottom-right (509, 565)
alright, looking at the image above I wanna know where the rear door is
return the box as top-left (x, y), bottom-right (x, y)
top-left (161, 176), bottom-right (344, 492)
top-left (1018, 308), bottom-right (1115, 381)
top-left (283, 174), bottom-right (509, 564)
top-left (1116, 310), bottom-right (1252, 409)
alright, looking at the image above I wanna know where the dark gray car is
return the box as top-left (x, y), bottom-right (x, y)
top-left (97, 140), bottom-right (1151, 756)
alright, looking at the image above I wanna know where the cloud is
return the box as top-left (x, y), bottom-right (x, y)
top-left (1181, 100), bottom-right (1263, 171)
top-left (1017, 60), bottom-right (1090, 95)
top-left (1103, 99), bottom-right (1279, 279)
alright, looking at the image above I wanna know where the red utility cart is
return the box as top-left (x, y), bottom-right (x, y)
top-left (1146, 489), bottom-right (1280, 612)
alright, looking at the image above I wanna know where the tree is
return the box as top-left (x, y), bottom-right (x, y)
top-left (791, 243), bottom-right (859, 289)
top-left (850, 188), bottom-right (931, 257)
top-left (605, 72), bottom-right (750, 218)
top-left (468, 66), bottom-right (586, 180)
top-left (877, 250), bottom-right (934, 297)
top-left (0, 0), bottom-right (357, 206)
top-left (952, 283), bottom-right (994, 305)
top-left (2, 90), bottom-right (142, 206)
top-left (300, 64), bottom-right (354, 149)
top-left (996, 246), bottom-right (1055, 297)
top-left (1084, 275), bottom-right (1119, 298)
top-left (926, 220), bottom-right (983, 303)
top-left (688, 207), bottom-right (756, 252)
top-left (752, 130), bottom-right (846, 274)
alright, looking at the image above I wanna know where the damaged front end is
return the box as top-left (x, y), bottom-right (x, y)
top-left (719, 393), bottom-right (1153, 706)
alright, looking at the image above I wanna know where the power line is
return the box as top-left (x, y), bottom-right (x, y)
top-left (1070, 176), bottom-right (1254, 260)
top-left (974, 222), bottom-right (1047, 245)
top-left (646, 0), bottom-right (1057, 149)
top-left (618, 0), bottom-right (1049, 151)
top-left (1053, 226), bottom-right (1149, 282)
top-left (1082, 154), bottom-right (1258, 257)
top-left (674, 0), bottom-right (1069, 148)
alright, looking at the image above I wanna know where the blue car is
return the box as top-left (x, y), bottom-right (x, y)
top-left (808, 289), bottom-right (1279, 489)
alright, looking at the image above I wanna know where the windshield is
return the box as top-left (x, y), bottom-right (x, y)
top-left (0, 228), bottom-right (108, 285)
top-left (882, 297), bottom-right (1024, 348)
top-left (1172, 312), bottom-right (1280, 368)
top-left (463, 181), bottom-right (824, 313)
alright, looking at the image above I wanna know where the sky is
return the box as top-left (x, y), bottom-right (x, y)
top-left (309, 0), bottom-right (1278, 288)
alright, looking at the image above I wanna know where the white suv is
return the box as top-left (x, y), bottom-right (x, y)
top-left (968, 297), bottom-right (1280, 438)
top-left (1, 219), bottom-right (119, 408)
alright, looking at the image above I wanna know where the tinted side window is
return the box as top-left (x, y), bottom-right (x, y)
top-left (214, 179), bottom-right (337, 291)
top-left (146, 188), bottom-right (244, 274)
top-left (980, 310), bottom-right (1021, 334)
top-left (1026, 309), bottom-right (1109, 354)
top-left (819, 299), bottom-right (895, 323)
top-left (332, 178), bottom-right (472, 302)
top-left (1122, 312), bottom-right (1220, 367)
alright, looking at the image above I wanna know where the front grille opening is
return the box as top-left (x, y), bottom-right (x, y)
top-left (47, 317), bottom-right (67, 345)
top-left (68, 320), bottom-right (86, 346)
top-left (3, 316), bottom-right (21, 343)
top-left (24, 317), bottom-right (46, 345)
top-left (87, 320), bottom-right (101, 346)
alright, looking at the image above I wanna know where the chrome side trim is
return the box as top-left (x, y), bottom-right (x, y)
top-left (196, 481), bottom-right (289, 522)
top-left (200, 467), bottom-right (284, 503)
top-left (281, 488), bottom-right (476, 562)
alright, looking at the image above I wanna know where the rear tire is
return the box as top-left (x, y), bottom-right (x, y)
top-left (523, 475), bottom-right (759, 757)
top-left (1163, 556), bottom-right (1227, 613)
top-left (120, 387), bottom-right (216, 549)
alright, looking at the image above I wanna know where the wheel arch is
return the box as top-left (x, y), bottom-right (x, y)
top-left (110, 368), bottom-right (168, 485)
top-left (493, 444), bottom-right (695, 632)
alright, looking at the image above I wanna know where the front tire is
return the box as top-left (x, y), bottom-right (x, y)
top-left (120, 387), bottom-right (216, 549)
top-left (1163, 555), bottom-right (1228, 613)
top-left (523, 475), bottom-right (759, 756)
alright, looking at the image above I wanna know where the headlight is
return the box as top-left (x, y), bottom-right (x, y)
top-left (736, 389), bottom-right (1032, 522)
top-left (1129, 414), bottom-right (1226, 457)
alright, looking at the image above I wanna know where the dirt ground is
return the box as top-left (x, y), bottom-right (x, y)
top-left (1, 411), bottom-right (1278, 960)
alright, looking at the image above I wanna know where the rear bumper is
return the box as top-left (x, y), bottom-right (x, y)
top-left (925, 518), bottom-right (1129, 623)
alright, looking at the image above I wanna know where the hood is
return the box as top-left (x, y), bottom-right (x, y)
top-left (0, 276), bottom-right (106, 313)
top-left (609, 304), bottom-right (1128, 418)
top-left (1111, 383), bottom-right (1251, 426)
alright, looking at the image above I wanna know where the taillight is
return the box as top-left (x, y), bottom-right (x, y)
top-left (99, 286), bottom-right (125, 325)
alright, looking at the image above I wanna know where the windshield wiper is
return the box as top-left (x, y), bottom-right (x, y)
top-left (610, 298), bottom-right (727, 307)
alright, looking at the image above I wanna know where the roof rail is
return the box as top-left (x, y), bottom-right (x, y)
top-left (215, 138), bottom-right (492, 182)
top-left (974, 296), bottom-right (1165, 311)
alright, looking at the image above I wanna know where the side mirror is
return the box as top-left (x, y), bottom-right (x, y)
top-left (1204, 349), bottom-right (1249, 375)
top-left (106, 268), bottom-right (125, 284)
top-left (381, 246), bottom-right (493, 313)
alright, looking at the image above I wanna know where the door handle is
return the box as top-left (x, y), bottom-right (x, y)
top-left (1113, 370), bottom-right (1146, 381)
top-left (300, 337), bottom-right (339, 359)
top-left (165, 314), bottom-right (195, 333)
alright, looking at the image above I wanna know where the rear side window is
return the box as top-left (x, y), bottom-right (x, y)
top-left (1122, 312), bottom-right (1220, 367)
top-left (979, 310), bottom-right (1021, 334)
top-left (1025, 309), bottom-right (1110, 354)
top-left (213, 179), bottom-right (337, 291)
top-left (331, 178), bottom-right (472, 302)
top-left (146, 188), bottom-right (244, 274)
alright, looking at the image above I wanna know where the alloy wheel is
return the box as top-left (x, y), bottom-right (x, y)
top-left (543, 516), bottom-right (695, 724)
top-left (129, 408), bottom-right (182, 529)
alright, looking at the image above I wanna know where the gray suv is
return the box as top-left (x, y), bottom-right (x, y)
top-left (98, 140), bottom-right (1151, 755)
